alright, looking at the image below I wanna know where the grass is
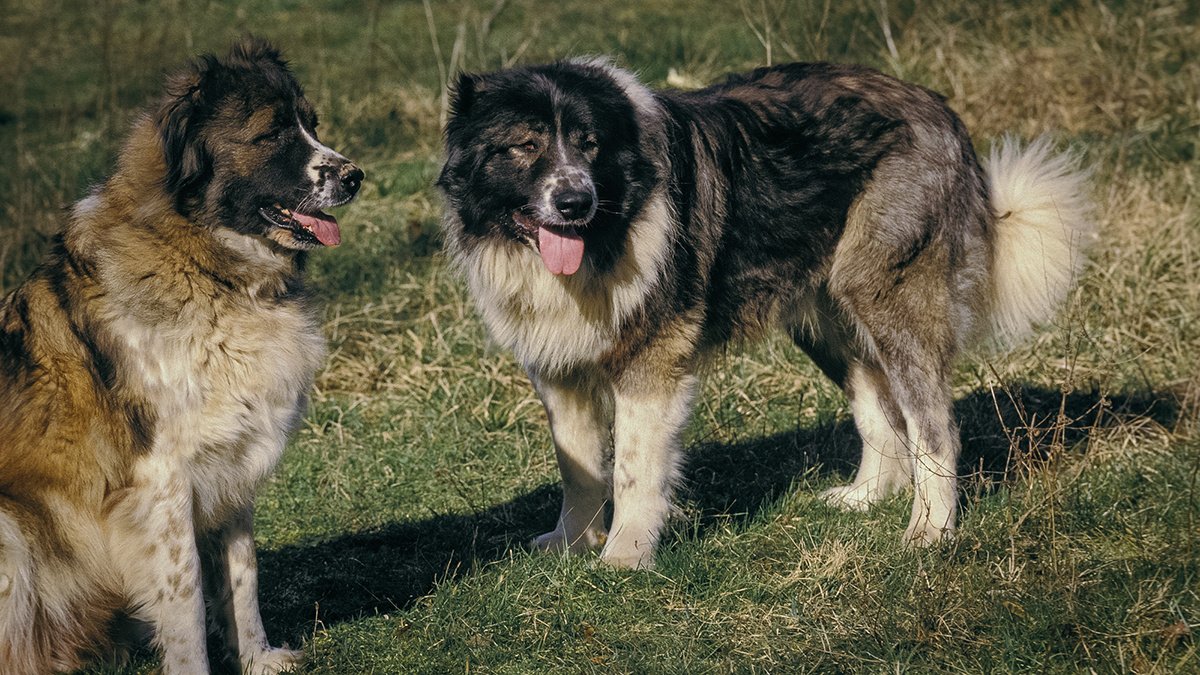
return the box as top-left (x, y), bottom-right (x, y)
top-left (1, 0), bottom-right (1198, 672)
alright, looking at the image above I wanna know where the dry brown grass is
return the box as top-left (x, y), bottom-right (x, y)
top-left (1, 0), bottom-right (1197, 672)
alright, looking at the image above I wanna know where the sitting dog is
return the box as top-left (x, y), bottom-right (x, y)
top-left (0, 37), bottom-right (362, 673)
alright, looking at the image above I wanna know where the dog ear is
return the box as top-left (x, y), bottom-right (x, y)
top-left (438, 73), bottom-right (492, 195)
top-left (435, 148), bottom-right (462, 195)
top-left (227, 34), bottom-right (287, 71)
top-left (157, 56), bottom-right (218, 207)
top-left (447, 72), bottom-right (485, 120)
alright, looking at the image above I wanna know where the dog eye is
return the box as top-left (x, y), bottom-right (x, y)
top-left (508, 140), bottom-right (539, 156)
top-left (252, 128), bottom-right (285, 145)
top-left (580, 137), bottom-right (598, 152)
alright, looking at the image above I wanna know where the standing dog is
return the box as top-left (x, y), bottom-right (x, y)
top-left (0, 38), bottom-right (362, 673)
top-left (437, 59), bottom-right (1094, 569)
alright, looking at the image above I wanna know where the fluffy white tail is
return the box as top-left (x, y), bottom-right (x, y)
top-left (983, 135), bottom-right (1096, 346)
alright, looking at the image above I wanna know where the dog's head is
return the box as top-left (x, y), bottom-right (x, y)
top-left (155, 37), bottom-right (363, 251)
top-left (437, 60), bottom-right (659, 276)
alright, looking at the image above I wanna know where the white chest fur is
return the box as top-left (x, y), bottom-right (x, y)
top-left (458, 192), bottom-right (673, 375)
top-left (111, 295), bottom-right (324, 530)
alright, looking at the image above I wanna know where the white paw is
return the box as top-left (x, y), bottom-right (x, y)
top-left (530, 528), bottom-right (571, 553)
top-left (243, 646), bottom-right (304, 675)
top-left (530, 526), bottom-right (606, 554)
top-left (599, 537), bottom-right (655, 570)
top-left (901, 517), bottom-right (953, 548)
top-left (820, 483), bottom-right (877, 512)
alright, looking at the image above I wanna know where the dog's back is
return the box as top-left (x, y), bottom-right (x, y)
top-left (644, 63), bottom-right (990, 347)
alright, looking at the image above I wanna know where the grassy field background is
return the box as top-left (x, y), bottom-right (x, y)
top-left (2, 0), bottom-right (1198, 672)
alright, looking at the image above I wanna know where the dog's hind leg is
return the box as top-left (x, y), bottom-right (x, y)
top-left (826, 151), bottom-right (986, 545)
top-left (821, 362), bottom-right (913, 510)
top-left (850, 352), bottom-right (960, 545)
top-left (0, 501), bottom-right (42, 674)
top-left (786, 292), bottom-right (912, 510)
top-left (894, 383), bottom-right (959, 546)
top-left (833, 301), bottom-right (962, 545)
top-left (531, 369), bottom-right (614, 554)
top-left (832, 298), bottom-right (960, 544)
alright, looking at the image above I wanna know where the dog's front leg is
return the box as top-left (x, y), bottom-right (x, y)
top-left (105, 457), bottom-right (209, 674)
top-left (530, 369), bottom-right (614, 554)
top-left (206, 506), bottom-right (303, 675)
top-left (602, 372), bottom-right (698, 569)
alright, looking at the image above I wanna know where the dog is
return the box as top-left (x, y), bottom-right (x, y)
top-left (436, 58), bottom-right (1094, 569)
top-left (0, 37), bottom-right (362, 673)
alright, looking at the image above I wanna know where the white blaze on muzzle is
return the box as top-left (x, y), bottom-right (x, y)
top-left (526, 130), bottom-right (598, 277)
top-left (298, 114), bottom-right (349, 189)
top-left (275, 115), bottom-right (348, 247)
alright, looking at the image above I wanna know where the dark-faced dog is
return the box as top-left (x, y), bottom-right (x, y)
top-left (437, 58), bottom-right (1094, 569)
top-left (0, 38), bottom-right (361, 673)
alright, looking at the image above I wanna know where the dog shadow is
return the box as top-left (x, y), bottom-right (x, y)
top-left (256, 383), bottom-right (1181, 644)
top-left (682, 383), bottom-right (1180, 523)
top-left (254, 483), bottom-right (562, 646)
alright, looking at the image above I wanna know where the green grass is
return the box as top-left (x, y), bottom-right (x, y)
top-left (2, 0), bottom-right (1198, 672)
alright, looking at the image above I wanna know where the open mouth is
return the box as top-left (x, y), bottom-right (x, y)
top-left (513, 211), bottom-right (585, 276)
top-left (259, 203), bottom-right (342, 247)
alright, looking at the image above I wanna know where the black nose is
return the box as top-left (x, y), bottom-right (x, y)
top-left (340, 163), bottom-right (364, 196)
top-left (554, 190), bottom-right (594, 220)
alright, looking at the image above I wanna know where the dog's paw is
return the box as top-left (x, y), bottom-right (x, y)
top-left (531, 526), bottom-right (606, 554)
top-left (901, 518), bottom-right (953, 548)
top-left (598, 539), bottom-right (655, 570)
top-left (531, 528), bottom-right (569, 552)
top-left (242, 646), bottom-right (304, 675)
top-left (819, 483), bottom-right (877, 512)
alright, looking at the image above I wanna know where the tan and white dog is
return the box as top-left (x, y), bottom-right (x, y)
top-left (0, 38), bottom-right (361, 673)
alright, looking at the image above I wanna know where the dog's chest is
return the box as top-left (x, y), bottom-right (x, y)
top-left (453, 193), bottom-right (672, 375)
top-left (467, 253), bottom-right (619, 373)
top-left (113, 299), bottom-right (324, 526)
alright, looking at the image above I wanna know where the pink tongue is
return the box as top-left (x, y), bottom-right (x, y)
top-left (291, 211), bottom-right (341, 247)
top-left (538, 226), bottom-right (584, 275)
